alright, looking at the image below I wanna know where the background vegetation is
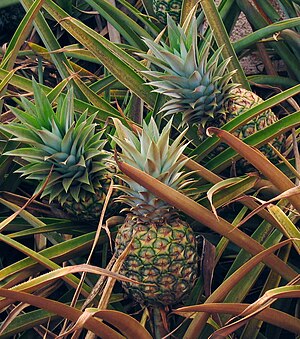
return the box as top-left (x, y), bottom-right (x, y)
top-left (0, 0), bottom-right (299, 338)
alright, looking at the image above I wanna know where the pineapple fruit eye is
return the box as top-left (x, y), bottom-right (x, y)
top-left (153, 0), bottom-right (183, 24)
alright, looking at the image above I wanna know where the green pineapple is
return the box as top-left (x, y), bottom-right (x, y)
top-left (1, 81), bottom-right (116, 221)
top-left (153, 0), bottom-right (183, 24)
top-left (141, 15), bottom-right (285, 167)
top-left (112, 118), bottom-right (199, 306)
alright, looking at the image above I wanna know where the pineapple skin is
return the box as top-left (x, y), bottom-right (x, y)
top-left (228, 88), bottom-right (286, 166)
top-left (198, 88), bottom-right (286, 167)
top-left (115, 212), bottom-right (199, 306)
top-left (62, 175), bottom-right (118, 220)
top-left (153, 0), bottom-right (183, 24)
top-left (63, 190), bottom-right (106, 220)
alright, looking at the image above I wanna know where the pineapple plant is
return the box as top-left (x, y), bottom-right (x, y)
top-left (1, 80), bottom-right (117, 221)
top-left (141, 15), bottom-right (285, 168)
top-left (112, 117), bottom-right (199, 306)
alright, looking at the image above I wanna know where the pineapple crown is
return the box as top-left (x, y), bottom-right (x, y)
top-left (1, 80), bottom-right (111, 205)
top-left (140, 15), bottom-right (238, 127)
top-left (111, 117), bottom-right (193, 215)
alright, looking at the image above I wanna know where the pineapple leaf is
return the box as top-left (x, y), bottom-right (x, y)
top-left (8, 105), bottom-right (40, 129)
top-left (62, 176), bottom-right (76, 193)
top-left (61, 125), bottom-right (76, 155)
top-left (0, 124), bottom-right (42, 144)
top-left (36, 129), bottom-right (62, 151)
top-left (32, 79), bottom-right (56, 128)
top-left (5, 148), bottom-right (46, 161)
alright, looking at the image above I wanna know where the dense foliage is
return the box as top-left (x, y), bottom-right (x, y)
top-left (0, 0), bottom-right (299, 338)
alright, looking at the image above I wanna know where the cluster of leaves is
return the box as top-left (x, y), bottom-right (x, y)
top-left (0, 0), bottom-right (299, 338)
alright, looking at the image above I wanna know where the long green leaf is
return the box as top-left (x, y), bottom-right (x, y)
top-left (0, 68), bottom-right (123, 121)
top-left (86, 0), bottom-right (152, 48)
top-left (1, 0), bottom-right (45, 70)
top-left (0, 231), bottom-right (106, 286)
top-left (248, 74), bottom-right (298, 88)
top-left (0, 233), bottom-right (92, 296)
top-left (200, 0), bottom-right (250, 89)
top-left (117, 0), bottom-right (160, 36)
top-left (222, 228), bottom-right (283, 310)
top-left (267, 204), bottom-right (300, 254)
top-left (205, 109), bottom-right (300, 173)
top-left (41, 0), bottom-right (157, 106)
top-left (0, 264), bottom-right (136, 299)
top-left (28, 42), bottom-right (97, 77)
top-left (206, 175), bottom-right (258, 217)
top-left (0, 0), bottom-right (19, 7)
top-left (236, 0), bottom-right (300, 81)
top-left (20, 0), bottom-right (78, 88)
top-left (0, 307), bottom-right (57, 338)
top-left (234, 17), bottom-right (300, 53)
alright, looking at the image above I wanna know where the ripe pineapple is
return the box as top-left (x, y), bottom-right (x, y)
top-left (153, 0), bottom-right (183, 24)
top-left (112, 118), bottom-right (199, 306)
top-left (141, 15), bottom-right (285, 167)
top-left (1, 80), bottom-right (116, 221)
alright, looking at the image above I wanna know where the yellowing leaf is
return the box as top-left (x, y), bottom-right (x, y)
top-left (267, 204), bottom-right (300, 254)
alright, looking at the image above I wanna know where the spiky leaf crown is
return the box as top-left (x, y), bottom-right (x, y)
top-left (112, 118), bottom-right (192, 213)
top-left (1, 81), bottom-right (111, 205)
top-left (140, 15), bottom-right (238, 127)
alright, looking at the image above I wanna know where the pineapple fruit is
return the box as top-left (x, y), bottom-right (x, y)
top-left (112, 118), bottom-right (199, 306)
top-left (153, 0), bottom-right (183, 24)
top-left (1, 81), bottom-right (116, 221)
top-left (141, 15), bottom-right (285, 168)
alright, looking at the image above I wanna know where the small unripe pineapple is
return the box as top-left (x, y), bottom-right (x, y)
top-left (1, 80), bottom-right (118, 221)
top-left (141, 15), bottom-right (285, 172)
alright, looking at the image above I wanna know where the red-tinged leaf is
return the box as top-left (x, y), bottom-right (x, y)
top-left (0, 263), bottom-right (144, 312)
top-left (0, 288), bottom-right (124, 338)
top-left (210, 286), bottom-right (300, 338)
top-left (182, 239), bottom-right (294, 338)
top-left (237, 185), bottom-right (300, 228)
top-left (199, 236), bottom-right (216, 297)
top-left (207, 127), bottom-right (300, 213)
top-left (116, 159), bottom-right (297, 281)
top-left (183, 155), bottom-right (222, 184)
top-left (173, 302), bottom-right (300, 336)
top-left (57, 307), bottom-right (152, 339)
top-left (91, 309), bottom-right (152, 339)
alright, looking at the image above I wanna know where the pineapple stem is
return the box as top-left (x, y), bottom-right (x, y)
top-left (200, 0), bottom-right (251, 90)
top-left (151, 307), bottom-right (168, 339)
